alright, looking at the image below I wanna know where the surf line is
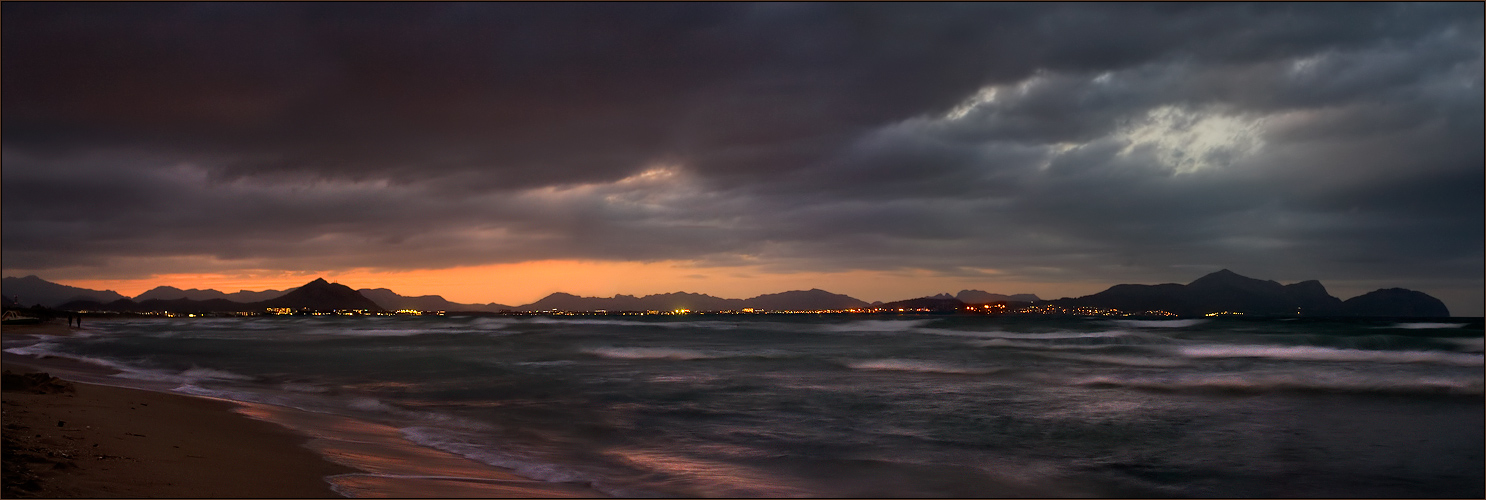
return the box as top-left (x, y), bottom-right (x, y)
top-left (327, 472), bottom-right (556, 484)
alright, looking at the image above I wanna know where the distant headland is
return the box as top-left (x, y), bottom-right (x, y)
top-left (1, 270), bottom-right (1452, 318)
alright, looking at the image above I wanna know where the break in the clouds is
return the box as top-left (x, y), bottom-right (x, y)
top-left (3, 3), bottom-right (1482, 312)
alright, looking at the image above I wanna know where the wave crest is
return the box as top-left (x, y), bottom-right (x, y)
top-left (583, 347), bottom-right (715, 360)
top-left (845, 359), bottom-right (994, 375)
top-left (1114, 319), bottom-right (1208, 328)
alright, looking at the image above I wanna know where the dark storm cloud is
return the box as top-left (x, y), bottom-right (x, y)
top-left (3, 3), bottom-right (1481, 312)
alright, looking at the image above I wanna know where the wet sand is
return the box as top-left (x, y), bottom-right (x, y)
top-left (2, 320), bottom-right (606, 498)
top-left (2, 365), bottom-right (353, 497)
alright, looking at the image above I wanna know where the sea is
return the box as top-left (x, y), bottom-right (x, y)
top-left (6, 314), bottom-right (1483, 497)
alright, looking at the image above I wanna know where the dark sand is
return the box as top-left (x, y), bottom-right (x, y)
top-left (2, 320), bottom-right (605, 498)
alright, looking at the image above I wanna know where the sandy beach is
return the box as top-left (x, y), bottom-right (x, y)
top-left (2, 320), bottom-right (605, 498)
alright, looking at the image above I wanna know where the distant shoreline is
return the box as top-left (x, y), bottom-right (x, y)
top-left (8, 269), bottom-right (1463, 317)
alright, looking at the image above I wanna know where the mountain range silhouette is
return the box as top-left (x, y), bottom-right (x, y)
top-left (1, 270), bottom-right (1453, 317)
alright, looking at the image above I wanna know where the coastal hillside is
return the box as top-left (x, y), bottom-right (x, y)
top-left (517, 289), bottom-right (872, 312)
top-left (255, 279), bottom-right (383, 311)
top-left (877, 294), bottom-right (968, 312)
top-left (57, 278), bottom-right (383, 313)
top-left (519, 292), bottom-right (741, 312)
top-left (736, 289), bottom-right (870, 311)
top-left (134, 286), bottom-right (295, 303)
top-left (1, 276), bottom-right (127, 308)
top-left (956, 290), bottom-right (1041, 303)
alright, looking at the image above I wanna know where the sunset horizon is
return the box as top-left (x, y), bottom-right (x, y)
top-left (13, 261), bottom-right (1468, 313)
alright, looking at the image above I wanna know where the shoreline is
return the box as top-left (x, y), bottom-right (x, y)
top-left (2, 360), bottom-right (353, 497)
top-left (2, 320), bottom-right (606, 498)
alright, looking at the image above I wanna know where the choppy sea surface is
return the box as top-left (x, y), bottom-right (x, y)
top-left (7, 315), bottom-right (1483, 497)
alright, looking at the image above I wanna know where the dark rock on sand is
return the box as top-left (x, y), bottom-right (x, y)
top-left (1, 371), bottom-right (74, 395)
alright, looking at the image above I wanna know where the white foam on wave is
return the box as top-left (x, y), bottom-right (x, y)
top-left (180, 366), bottom-right (256, 381)
top-left (582, 347), bottom-right (715, 360)
top-left (513, 360), bottom-right (578, 367)
top-left (3, 342), bottom-right (64, 358)
top-left (6, 342), bottom-right (175, 379)
top-left (845, 358), bottom-right (995, 375)
top-left (453, 317), bottom-right (521, 335)
top-left (400, 426), bottom-right (586, 483)
top-left (350, 397), bottom-right (401, 412)
top-left (170, 383), bottom-right (313, 411)
top-left (100, 364), bottom-right (260, 386)
top-left (1178, 345), bottom-right (1484, 366)
top-left (650, 373), bottom-right (721, 384)
top-left (968, 339), bottom-right (1132, 351)
top-left (173, 383), bottom-right (258, 400)
top-left (1391, 322), bottom-right (1468, 330)
top-left (1114, 319), bottom-right (1208, 328)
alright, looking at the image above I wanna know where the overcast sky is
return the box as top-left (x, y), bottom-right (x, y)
top-left (3, 3), bottom-right (1482, 314)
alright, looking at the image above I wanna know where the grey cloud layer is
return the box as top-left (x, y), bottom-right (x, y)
top-left (3, 3), bottom-right (1481, 311)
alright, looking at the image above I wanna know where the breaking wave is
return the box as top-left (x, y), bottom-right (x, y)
top-left (582, 347), bottom-right (717, 360)
top-left (1113, 319), bottom-right (1208, 328)
top-left (845, 359), bottom-right (996, 375)
top-left (400, 426), bottom-right (587, 484)
top-left (180, 366), bottom-right (256, 381)
top-left (1177, 345), bottom-right (1483, 366)
top-left (968, 339), bottom-right (1135, 351)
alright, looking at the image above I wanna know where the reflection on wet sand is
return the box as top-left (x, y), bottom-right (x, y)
top-left (232, 402), bottom-right (604, 498)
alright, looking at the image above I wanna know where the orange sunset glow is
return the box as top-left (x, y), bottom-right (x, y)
top-left (53, 260), bottom-right (1103, 308)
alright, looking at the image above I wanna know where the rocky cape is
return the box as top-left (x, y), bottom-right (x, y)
top-left (1051, 269), bottom-right (1450, 317)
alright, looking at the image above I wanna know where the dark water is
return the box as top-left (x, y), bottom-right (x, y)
top-left (7, 315), bottom-right (1483, 497)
